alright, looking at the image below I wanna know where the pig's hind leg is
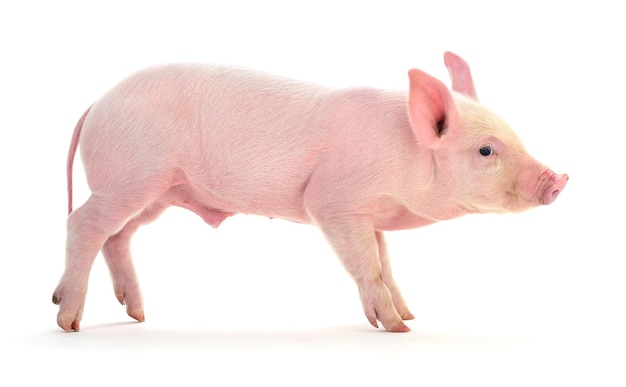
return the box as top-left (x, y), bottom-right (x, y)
top-left (53, 177), bottom-right (174, 332)
top-left (101, 201), bottom-right (169, 323)
top-left (101, 185), bottom-right (230, 325)
top-left (53, 194), bottom-right (148, 331)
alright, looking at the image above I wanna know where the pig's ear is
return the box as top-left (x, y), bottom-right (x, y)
top-left (444, 51), bottom-right (478, 100)
top-left (407, 69), bottom-right (460, 149)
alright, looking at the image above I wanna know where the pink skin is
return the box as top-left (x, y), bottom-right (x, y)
top-left (543, 173), bottom-right (568, 205)
top-left (52, 52), bottom-right (567, 333)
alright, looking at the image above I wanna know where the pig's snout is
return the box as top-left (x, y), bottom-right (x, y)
top-left (542, 173), bottom-right (568, 205)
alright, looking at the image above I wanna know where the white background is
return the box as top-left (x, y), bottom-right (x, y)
top-left (1, 1), bottom-right (624, 385)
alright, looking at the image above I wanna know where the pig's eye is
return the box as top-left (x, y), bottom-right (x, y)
top-left (479, 146), bottom-right (494, 156)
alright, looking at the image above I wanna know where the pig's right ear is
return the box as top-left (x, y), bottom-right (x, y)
top-left (407, 69), bottom-right (460, 149)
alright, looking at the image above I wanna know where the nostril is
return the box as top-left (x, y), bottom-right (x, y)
top-left (543, 187), bottom-right (561, 205)
top-left (542, 173), bottom-right (568, 205)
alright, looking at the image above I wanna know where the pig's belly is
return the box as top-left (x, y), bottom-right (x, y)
top-left (158, 183), bottom-right (436, 231)
top-left (157, 184), bottom-right (234, 227)
top-left (372, 207), bottom-right (437, 231)
top-left (157, 183), bottom-right (311, 227)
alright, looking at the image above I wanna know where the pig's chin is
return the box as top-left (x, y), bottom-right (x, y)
top-left (501, 191), bottom-right (541, 213)
top-left (467, 192), bottom-right (539, 214)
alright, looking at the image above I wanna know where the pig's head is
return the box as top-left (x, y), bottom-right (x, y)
top-left (407, 52), bottom-right (568, 214)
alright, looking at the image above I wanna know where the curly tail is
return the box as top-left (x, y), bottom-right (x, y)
top-left (67, 106), bottom-right (92, 215)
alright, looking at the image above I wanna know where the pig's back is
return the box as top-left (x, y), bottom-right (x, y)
top-left (80, 64), bottom-right (337, 218)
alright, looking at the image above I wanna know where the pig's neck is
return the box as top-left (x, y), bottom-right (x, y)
top-left (402, 148), bottom-right (477, 223)
top-left (372, 187), bottom-right (471, 231)
top-left (372, 148), bottom-right (475, 232)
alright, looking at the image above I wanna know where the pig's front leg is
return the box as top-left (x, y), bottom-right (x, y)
top-left (318, 217), bottom-right (410, 332)
top-left (376, 231), bottom-right (415, 321)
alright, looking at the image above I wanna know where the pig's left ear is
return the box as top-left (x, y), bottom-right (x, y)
top-left (407, 69), bottom-right (460, 149)
top-left (444, 51), bottom-right (478, 99)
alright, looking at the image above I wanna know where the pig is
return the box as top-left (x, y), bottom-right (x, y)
top-left (52, 52), bottom-right (568, 333)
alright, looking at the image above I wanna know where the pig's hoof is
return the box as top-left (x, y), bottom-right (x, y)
top-left (366, 313), bottom-right (411, 332)
top-left (115, 291), bottom-right (145, 322)
top-left (54, 294), bottom-right (84, 331)
top-left (57, 313), bottom-right (81, 332)
top-left (389, 323), bottom-right (411, 333)
top-left (128, 309), bottom-right (145, 323)
top-left (52, 293), bottom-right (79, 331)
top-left (384, 321), bottom-right (411, 333)
top-left (53, 284), bottom-right (86, 332)
top-left (401, 311), bottom-right (415, 320)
